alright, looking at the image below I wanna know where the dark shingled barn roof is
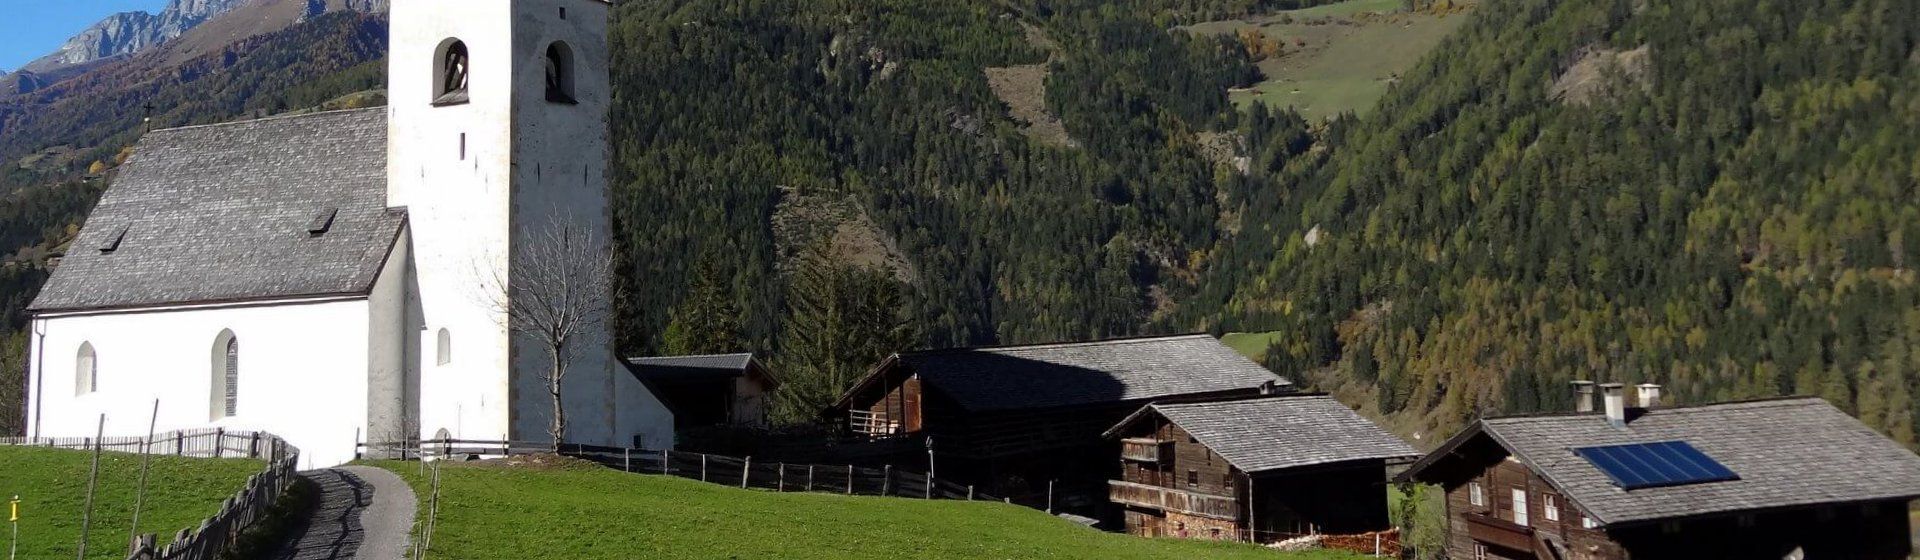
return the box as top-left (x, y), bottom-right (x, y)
top-left (1106, 395), bottom-right (1417, 473)
top-left (626, 353), bottom-right (772, 384)
top-left (31, 108), bottom-right (403, 312)
top-left (1402, 397), bottom-right (1920, 527)
top-left (853, 334), bottom-right (1290, 412)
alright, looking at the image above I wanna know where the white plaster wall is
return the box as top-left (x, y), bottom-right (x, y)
top-left (366, 230), bottom-right (415, 445)
top-left (388, 0), bottom-right (517, 444)
top-left (28, 299), bottom-right (373, 468)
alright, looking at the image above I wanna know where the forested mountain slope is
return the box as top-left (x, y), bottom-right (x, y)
top-left (607, 0), bottom-right (1270, 358)
top-left (1191, 0), bottom-right (1920, 448)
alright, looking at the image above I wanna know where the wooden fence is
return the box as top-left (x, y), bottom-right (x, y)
top-left (2, 430), bottom-right (300, 560)
top-left (359, 439), bottom-right (991, 501)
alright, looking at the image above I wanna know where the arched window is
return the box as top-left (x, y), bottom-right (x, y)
top-left (211, 330), bottom-right (239, 420)
top-left (544, 42), bottom-right (576, 104)
top-left (75, 342), bottom-right (97, 395)
top-left (433, 39), bottom-right (471, 106)
top-left (436, 328), bottom-right (453, 366)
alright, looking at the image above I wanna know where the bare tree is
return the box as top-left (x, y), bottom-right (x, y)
top-left (481, 217), bottom-right (619, 451)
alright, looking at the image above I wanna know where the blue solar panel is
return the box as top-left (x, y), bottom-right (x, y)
top-left (1573, 441), bottom-right (1739, 490)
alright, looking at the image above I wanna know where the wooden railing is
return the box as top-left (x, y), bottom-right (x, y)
top-left (357, 439), bottom-right (994, 502)
top-left (1120, 438), bottom-right (1169, 462)
top-left (848, 409), bottom-right (904, 438)
top-left (1108, 479), bottom-right (1239, 520)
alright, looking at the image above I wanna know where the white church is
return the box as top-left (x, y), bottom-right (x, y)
top-left (23, 0), bottom-right (675, 467)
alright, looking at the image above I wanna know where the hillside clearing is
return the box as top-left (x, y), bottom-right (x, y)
top-left (1221, 331), bottom-right (1284, 361)
top-left (1185, 0), bottom-right (1473, 120)
top-left (371, 459), bottom-right (1364, 560)
top-left (0, 446), bottom-right (264, 559)
top-left (986, 64), bottom-right (1077, 148)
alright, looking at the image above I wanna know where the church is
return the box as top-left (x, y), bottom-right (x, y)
top-left (21, 0), bottom-right (675, 468)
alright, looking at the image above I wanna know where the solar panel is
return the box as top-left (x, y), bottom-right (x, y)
top-left (1573, 441), bottom-right (1739, 490)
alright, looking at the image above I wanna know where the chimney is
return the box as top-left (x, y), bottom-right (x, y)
top-left (1571, 380), bottom-right (1596, 413)
top-left (1600, 383), bottom-right (1627, 428)
top-left (1636, 383), bottom-right (1662, 408)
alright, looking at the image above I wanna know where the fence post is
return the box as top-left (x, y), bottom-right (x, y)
top-left (701, 454), bottom-right (708, 482)
top-left (1047, 480), bottom-right (1054, 514)
top-left (924, 472), bottom-right (931, 500)
top-left (214, 429), bottom-right (224, 458)
top-left (250, 433), bottom-right (260, 459)
top-left (968, 485), bottom-right (975, 500)
top-left (883, 465), bottom-right (892, 496)
top-left (807, 465), bottom-right (815, 492)
top-left (663, 450), bottom-right (671, 476)
top-left (778, 464), bottom-right (786, 492)
top-left (623, 448), bottom-right (631, 473)
top-left (846, 466), bottom-right (854, 495)
top-left (174, 433), bottom-right (183, 456)
top-left (741, 457), bottom-right (752, 489)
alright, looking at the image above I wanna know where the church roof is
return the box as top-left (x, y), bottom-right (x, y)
top-left (30, 108), bottom-right (404, 313)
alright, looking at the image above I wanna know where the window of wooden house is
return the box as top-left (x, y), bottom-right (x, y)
top-left (1582, 515), bottom-right (1598, 529)
top-left (1511, 488), bottom-right (1529, 526)
top-left (1473, 543), bottom-right (1488, 560)
top-left (1187, 470), bottom-right (1199, 489)
top-left (1469, 481), bottom-right (1485, 506)
top-left (1544, 494), bottom-right (1560, 521)
top-left (1222, 473), bottom-right (1234, 492)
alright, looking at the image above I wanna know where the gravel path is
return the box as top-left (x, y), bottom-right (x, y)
top-left (266, 466), bottom-right (417, 560)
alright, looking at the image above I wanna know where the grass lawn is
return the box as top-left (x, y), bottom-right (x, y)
top-left (371, 459), bottom-right (1366, 560)
top-left (0, 446), bottom-right (264, 559)
top-left (1185, 0), bottom-right (1474, 120)
top-left (1220, 331), bottom-right (1284, 362)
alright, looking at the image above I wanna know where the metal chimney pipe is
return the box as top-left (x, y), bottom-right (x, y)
top-left (1600, 383), bottom-right (1627, 428)
top-left (1571, 380), bottom-right (1596, 413)
top-left (1636, 383), bottom-right (1663, 408)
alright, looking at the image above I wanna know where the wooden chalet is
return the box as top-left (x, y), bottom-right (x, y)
top-left (1103, 394), bottom-right (1417, 542)
top-left (626, 353), bottom-right (778, 431)
top-left (1399, 382), bottom-right (1920, 560)
top-left (822, 334), bottom-right (1290, 513)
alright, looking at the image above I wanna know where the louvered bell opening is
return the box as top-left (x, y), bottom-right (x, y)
top-left (307, 207), bottom-right (339, 237)
top-left (98, 226), bottom-right (129, 253)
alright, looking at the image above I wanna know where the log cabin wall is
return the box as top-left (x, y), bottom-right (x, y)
top-left (1444, 457), bottom-right (1622, 560)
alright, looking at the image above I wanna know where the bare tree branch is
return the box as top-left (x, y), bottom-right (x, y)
top-left (476, 211), bottom-right (619, 451)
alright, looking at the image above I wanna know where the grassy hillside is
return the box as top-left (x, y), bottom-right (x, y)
top-left (1186, 0), bottom-right (1471, 120)
top-left (372, 459), bottom-right (1363, 560)
top-left (0, 446), bottom-right (264, 559)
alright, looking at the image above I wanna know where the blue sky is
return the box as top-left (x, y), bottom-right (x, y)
top-left (1, 1), bottom-right (170, 71)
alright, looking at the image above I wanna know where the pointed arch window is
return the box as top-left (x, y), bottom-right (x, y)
top-left (433, 39), bottom-right (471, 106)
top-left (75, 342), bottom-right (97, 395)
top-left (211, 330), bottom-right (239, 420)
top-left (436, 328), bottom-right (453, 366)
top-left (544, 42), bottom-right (577, 104)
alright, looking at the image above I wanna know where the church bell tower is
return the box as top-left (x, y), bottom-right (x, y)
top-left (384, 0), bottom-right (645, 448)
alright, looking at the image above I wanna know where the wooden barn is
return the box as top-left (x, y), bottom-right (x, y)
top-left (1103, 394), bottom-right (1417, 542)
top-left (823, 334), bottom-right (1289, 513)
top-left (1399, 382), bottom-right (1920, 560)
top-left (626, 353), bottom-right (778, 431)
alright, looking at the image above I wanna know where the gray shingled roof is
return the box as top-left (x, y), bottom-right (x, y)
top-left (31, 108), bottom-right (403, 312)
top-left (1458, 398), bottom-right (1920, 526)
top-left (626, 353), bottom-right (759, 383)
top-left (896, 334), bottom-right (1290, 412)
top-left (1114, 395), bottom-right (1417, 473)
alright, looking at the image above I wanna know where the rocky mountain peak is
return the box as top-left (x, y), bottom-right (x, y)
top-left (16, 0), bottom-right (249, 75)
